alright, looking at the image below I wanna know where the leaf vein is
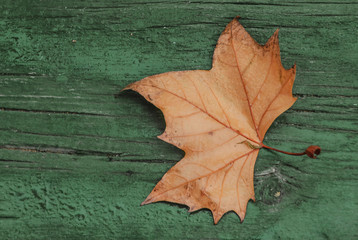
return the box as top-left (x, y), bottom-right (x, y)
top-left (140, 84), bottom-right (260, 145)
top-left (218, 163), bottom-right (234, 215)
top-left (202, 76), bottom-right (232, 128)
top-left (188, 75), bottom-right (208, 113)
top-left (149, 149), bottom-right (258, 200)
top-left (236, 154), bottom-right (251, 212)
top-left (230, 21), bottom-right (261, 140)
top-left (258, 74), bottom-right (293, 130)
top-left (251, 50), bottom-right (274, 107)
top-left (170, 127), bottom-right (226, 138)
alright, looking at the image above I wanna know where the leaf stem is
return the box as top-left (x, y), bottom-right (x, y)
top-left (261, 144), bottom-right (321, 159)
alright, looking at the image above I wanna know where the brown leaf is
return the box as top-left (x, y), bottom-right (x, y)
top-left (124, 17), bottom-right (319, 224)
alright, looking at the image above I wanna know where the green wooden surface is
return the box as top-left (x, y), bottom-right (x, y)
top-left (0, 0), bottom-right (357, 239)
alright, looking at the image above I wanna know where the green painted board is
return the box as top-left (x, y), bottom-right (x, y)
top-left (0, 0), bottom-right (357, 239)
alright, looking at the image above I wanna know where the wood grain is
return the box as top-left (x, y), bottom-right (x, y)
top-left (0, 0), bottom-right (357, 239)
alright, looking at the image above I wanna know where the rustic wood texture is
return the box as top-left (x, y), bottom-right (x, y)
top-left (0, 0), bottom-right (357, 239)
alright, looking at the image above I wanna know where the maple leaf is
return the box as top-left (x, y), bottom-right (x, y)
top-left (123, 17), bottom-right (320, 224)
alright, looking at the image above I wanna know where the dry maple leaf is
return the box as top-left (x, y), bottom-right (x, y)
top-left (123, 17), bottom-right (320, 224)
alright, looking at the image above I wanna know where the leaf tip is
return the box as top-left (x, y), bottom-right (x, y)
top-left (213, 216), bottom-right (220, 225)
top-left (157, 133), bottom-right (166, 141)
top-left (265, 28), bottom-right (280, 48)
top-left (238, 210), bottom-right (246, 222)
top-left (141, 196), bottom-right (153, 206)
top-left (121, 83), bottom-right (135, 92)
top-left (188, 206), bottom-right (199, 213)
top-left (212, 211), bottom-right (224, 225)
top-left (273, 28), bottom-right (280, 39)
top-left (292, 63), bottom-right (297, 72)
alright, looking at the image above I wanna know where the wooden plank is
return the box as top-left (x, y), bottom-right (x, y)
top-left (0, 0), bottom-right (357, 239)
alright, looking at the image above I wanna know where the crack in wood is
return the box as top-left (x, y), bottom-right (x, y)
top-left (0, 215), bottom-right (19, 220)
top-left (0, 158), bottom-right (34, 164)
top-left (0, 127), bottom-right (160, 145)
top-left (0, 107), bottom-right (119, 117)
top-left (0, 145), bottom-right (141, 159)
top-left (4, 166), bottom-right (72, 172)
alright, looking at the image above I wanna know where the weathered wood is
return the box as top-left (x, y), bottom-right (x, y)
top-left (0, 0), bottom-right (357, 239)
